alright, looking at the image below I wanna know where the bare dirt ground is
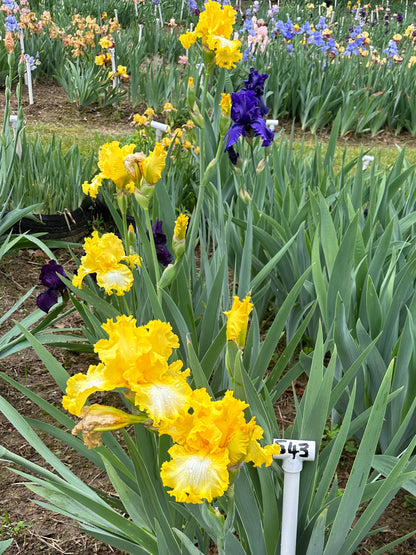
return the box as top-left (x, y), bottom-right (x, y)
top-left (1, 81), bottom-right (416, 553)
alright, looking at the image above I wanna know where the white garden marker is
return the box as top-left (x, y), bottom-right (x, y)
top-left (266, 119), bottom-right (279, 132)
top-left (109, 47), bottom-right (118, 89)
top-left (25, 55), bottom-right (34, 105)
top-left (273, 439), bottom-right (316, 555)
top-left (114, 9), bottom-right (122, 39)
top-left (150, 120), bottom-right (169, 142)
top-left (157, 3), bottom-right (164, 27)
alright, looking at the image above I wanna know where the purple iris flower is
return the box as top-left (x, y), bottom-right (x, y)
top-left (150, 220), bottom-right (173, 266)
top-left (39, 259), bottom-right (67, 290)
top-left (225, 68), bottom-right (273, 153)
top-left (36, 260), bottom-right (67, 313)
top-left (224, 89), bottom-right (274, 150)
top-left (243, 68), bottom-right (269, 117)
top-left (187, 0), bottom-right (199, 16)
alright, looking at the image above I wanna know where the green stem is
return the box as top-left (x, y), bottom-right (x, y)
top-left (186, 68), bottom-right (211, 260)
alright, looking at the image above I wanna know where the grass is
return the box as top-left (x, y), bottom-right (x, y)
top-left (25, 121), bottom-right (133, 157)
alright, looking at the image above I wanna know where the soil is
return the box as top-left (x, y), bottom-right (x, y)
top-left (1, 82), bottom-right (416, 554)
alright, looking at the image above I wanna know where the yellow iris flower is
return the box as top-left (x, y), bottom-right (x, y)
top-left (72, 231), bottom-right (141, 296)
top-left (159, 389), bottom-right (280, 503)
top-left (179, 0), bottom-right (242, 69)
top-left (63, 316), bottom-right (193, 424)
top-left (207, 35), bottom-right (243, 70)
top-left (97, 141), bottom-right (137, 193)
top-left (219, 92), bottom-right (231, 116)
top-left (224, 295), bottom-right (253, 348)
top-left (82, 174), bottom-right (104, 199)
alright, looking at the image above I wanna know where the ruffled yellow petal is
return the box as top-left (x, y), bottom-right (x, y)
top-left (207, 35), bottom-right (242, 69)
top-left (123, 253), bottom-right (142, 268)
top-left (142, 142), bottom-right (167, 184)
top-left (144, 320), bottom-right (180, 358)
top-left (82, 174), bottom-right (104, 199)
top-left (134, 373), bottom-right (193, 425)
top-left (196, 0), bottom-right (236, 43)
top-left (95, 315), bottom-right (144, 364)
top-left (96, 263), bottom-right (134, 295)
top-left (179, 31), bottom-right (198, 50)
top-left (161, 444), bottom-right (230, 503)
top-left (62, 363), bottom-right (107, 416)
top-left (244, 423), bottom-right (281, 467)
top-left (73, 232), bottom-right (139, 296)
top-left (98, 141), bottom-right (136, 191)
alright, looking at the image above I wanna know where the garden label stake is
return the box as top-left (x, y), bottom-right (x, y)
top-left (114, 10), bottom-right (121, 40)
top-left (274, 439), bottom-right (316, 555)
top-left (109, 47), bottom-right (118, 90)
top-left (150, 120), bottom-right (169, 143)
top-left (266, 119), bottom-right (279, 132)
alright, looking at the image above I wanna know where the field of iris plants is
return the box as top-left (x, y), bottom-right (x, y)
top-left (2, 0), bottom-right (416, 553)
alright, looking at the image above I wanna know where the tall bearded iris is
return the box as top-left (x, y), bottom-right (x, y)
top-left (179, 0), bottom-right (242, 69)
top-left (224, 89), bottom-right (273, 150)
top-left (224, 68), bottom-right (274, 152)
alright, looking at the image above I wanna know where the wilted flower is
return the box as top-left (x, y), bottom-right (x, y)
top-left (3, 31), bottom-right (14, 53)
top-left (72, 404), bottom-right (150, 449)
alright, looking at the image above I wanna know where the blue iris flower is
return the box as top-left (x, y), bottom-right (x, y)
top-left (5, 15), bottom-right (19, 32)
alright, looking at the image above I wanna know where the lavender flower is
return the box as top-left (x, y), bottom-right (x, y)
top-left (5, 15), bottom-right (19, 32)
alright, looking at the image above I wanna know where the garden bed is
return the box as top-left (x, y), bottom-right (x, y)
top-left (1, 250), bottom-right (416, 554)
